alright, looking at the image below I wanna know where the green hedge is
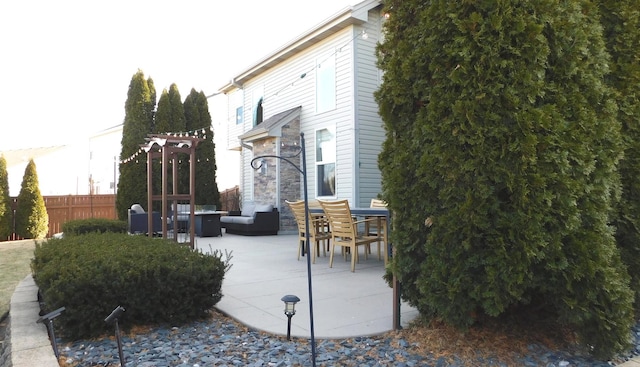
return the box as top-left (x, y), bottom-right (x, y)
top-left (32, 233), bottom-right (231, 340)
top-left (61, 218), bottom-right (127, 236)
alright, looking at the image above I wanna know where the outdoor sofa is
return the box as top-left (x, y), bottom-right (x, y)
top-left (127, 204), bottom-right (164, 234)
top-left (221, 201), bottom-right (279, 236)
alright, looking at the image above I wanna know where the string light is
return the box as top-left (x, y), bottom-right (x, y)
top-left (118, 126), bottom-right (214, 164)
top-left (267, 28), bottom-right (369, 103)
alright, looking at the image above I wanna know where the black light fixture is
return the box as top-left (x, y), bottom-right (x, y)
top-left (281, 294), bottom-right (300, 341)
top-left (37, 306), bottom-right (65, 359)
top-left (105, 305), bottom-right (126, 367)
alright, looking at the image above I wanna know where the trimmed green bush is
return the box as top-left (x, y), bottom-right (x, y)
top-left (32, 233), bottom-right (231, 340)
top-left (61, 218), bottom-right (127, 236)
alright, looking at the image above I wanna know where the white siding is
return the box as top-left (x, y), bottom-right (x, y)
top-left (226, 90), bottom-right (244, 150)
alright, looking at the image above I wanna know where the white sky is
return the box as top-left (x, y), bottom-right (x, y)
top-left (0, 0), bottom-right (355, 151)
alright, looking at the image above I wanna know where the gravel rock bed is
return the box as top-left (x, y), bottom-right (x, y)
top-left (58, 316), bottom-right (640, 367)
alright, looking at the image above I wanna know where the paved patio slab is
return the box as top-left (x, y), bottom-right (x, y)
top-left (194, 233), bottom-right (419, 339)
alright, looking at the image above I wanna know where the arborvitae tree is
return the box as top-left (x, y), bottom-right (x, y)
top-left (376, 0), bottom-right (632, 358)
top-left (598, 0), bottom-right (640, 305)
top-left (15, 159), bottom-right (48, 239)
top-left (154, 89), bottom-right (173, 134)
top-left (168, 84), bottom-right (186, 133)
top-left (152, 84), bottom-right (187, 207)
top-left (0, 156), bottom-right (12, 240)
top-left (116, 70), bottom-right (156, 220)
top-left (184, 89), bottom-right (220, 207)
top-left (152, 89), bottom-right (173, 206)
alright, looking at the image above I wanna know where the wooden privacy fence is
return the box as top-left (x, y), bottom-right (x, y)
top-left (6, 189), bottom-right (237, 240)
top-left (8, 194), bottom-right (117, 239)
top-left (220, 186), bottom-right (240, 212)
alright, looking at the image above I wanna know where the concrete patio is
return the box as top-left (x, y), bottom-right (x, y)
top-left (193, 233), bottom-right (420, 339)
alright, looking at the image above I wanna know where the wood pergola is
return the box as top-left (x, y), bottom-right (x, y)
top-left (141, 134), bottom-right (203, 248)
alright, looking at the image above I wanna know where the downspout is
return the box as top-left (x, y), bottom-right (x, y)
top-left (352, 26), bottom-right (361, 206)
top-left (275, 137), bottom-right (281, 211)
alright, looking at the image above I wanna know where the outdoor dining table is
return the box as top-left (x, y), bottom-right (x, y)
top-left (309, 206), bottom-right (391, 263)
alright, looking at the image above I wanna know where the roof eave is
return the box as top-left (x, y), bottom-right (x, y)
top-left (219, 0), bottom-right (381, 94)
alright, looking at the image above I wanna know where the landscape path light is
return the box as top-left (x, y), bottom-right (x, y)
top-left (281, 294), bottom-right (300, 340)
top-left (36, 306), bottom-right (65, 359)
top-left (105, 305), bottom-right (126, 367)
top-left (252, 133), bottom-right (317, 366)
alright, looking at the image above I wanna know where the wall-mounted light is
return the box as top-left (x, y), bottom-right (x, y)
top-left (258, 158), bottom-right (268, 175)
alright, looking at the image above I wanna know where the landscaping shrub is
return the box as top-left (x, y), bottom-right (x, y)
top-left (61, 218), bottom-right (127, 236)
top-left (376, 0), bottom-right (633, 359)
top-left (15, 159), bottom-right (48, 239)
top-left (31, 232), bottom-right (231, 340)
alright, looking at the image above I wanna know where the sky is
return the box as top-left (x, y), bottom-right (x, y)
top-left (0, 0), bottom-right (356, 151)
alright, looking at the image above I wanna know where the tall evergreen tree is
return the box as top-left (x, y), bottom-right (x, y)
top-left (154, 89), bottom-right (173, 134)
top-left (376, 0), bottom-right (632, 358)
top-left (184, 89), bottom-right (220, 207)
top-left (116, 70), bottom-right (156, 220)
top-left (152, 84), bottom-right (187, 206)
top-left (168, 83), bottom-right (186, 133)
top-left (15, 159), bottom-right (48, 239)
top-left (0, 156), bottom-right (12, 240)
top-left (598, 0), bottom-right (640, 304)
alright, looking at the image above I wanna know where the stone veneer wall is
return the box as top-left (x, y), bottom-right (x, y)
top-left (252, 137), bottom-right (278, 206)
top-left (278, 119), bottom-right (302, 232)
top-left (250, 117), bottom-right (301, 232)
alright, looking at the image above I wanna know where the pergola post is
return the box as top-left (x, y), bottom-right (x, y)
top-left (142, 134), bottom-right (203, 248)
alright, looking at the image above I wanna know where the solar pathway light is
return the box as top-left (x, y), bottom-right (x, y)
top-left (104, 305), bottom-right (126, 367)
top-left (36, 306), bottom-right (65, 359)
top-left (281, 294), bottom-right (300, 341)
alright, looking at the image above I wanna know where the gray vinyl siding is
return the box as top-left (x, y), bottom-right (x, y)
top-left (245, 28), bottom-right (356, 203)
top-left (229, 2), bottom-right (385, 208)
top-left (352, 7), bottom-right (385, 207)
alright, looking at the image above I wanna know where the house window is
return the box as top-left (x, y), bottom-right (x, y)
top-left (316, 127), bottom-right (336, 197)
top-left (253, 97), bottom-right (263, 126)
top-left (316, 53), bottom-right (336, 114)
top-left (236, 106), bottom-right (243, 125)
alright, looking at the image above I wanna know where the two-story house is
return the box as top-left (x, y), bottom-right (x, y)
top-left (216, 0), bottom-right (385, 232)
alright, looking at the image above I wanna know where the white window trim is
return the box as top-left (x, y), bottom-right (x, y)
top-left (315, 126), bottom-right (337, 198)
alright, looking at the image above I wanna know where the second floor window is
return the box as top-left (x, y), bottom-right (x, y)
top-left (253, 97), bottom-right (263, 126)
top-left (316, 53), bottom-right (336, 114)
top-left (236, 106), bottom-right (243, 125)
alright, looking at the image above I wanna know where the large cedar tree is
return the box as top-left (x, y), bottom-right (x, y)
top-left (376, 0), bottom-right (632, 358)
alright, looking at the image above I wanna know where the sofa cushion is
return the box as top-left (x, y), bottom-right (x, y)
top-left (131, 204), bottom-right (145, 214)
top-left (241, 201), bottom-right (257, 217)
top-left (254, 204), bottom-right (273, 214)
top-left (231, 216), bottom-right (254, 225)
top-left (221, 216), bottom-right (254, 225)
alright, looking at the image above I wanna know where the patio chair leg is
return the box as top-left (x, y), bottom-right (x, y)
top-left (329, 243), bottom-right (336, 268)
top-left (312, 240), bottom-right (317, 264)
top-left (351, 246), bottom-right (357, 272)
top-left (298, 239), bottom-right (305, 261)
